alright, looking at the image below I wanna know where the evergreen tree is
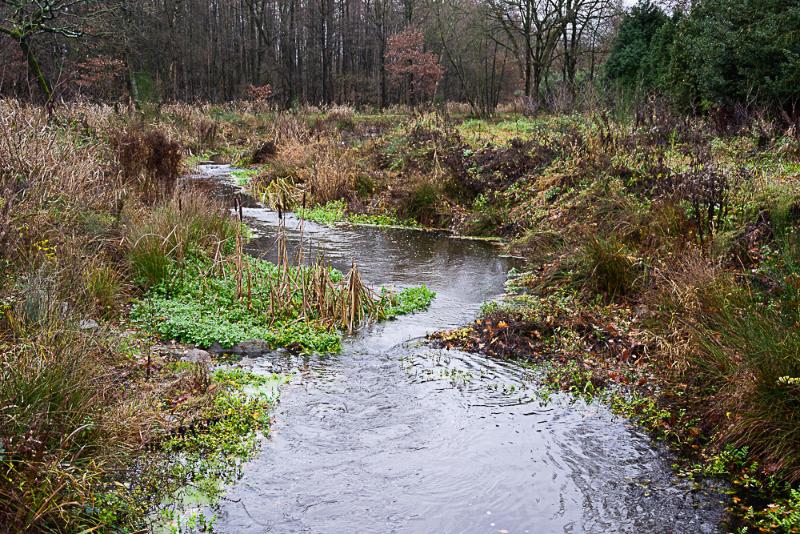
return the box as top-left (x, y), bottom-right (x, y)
top-left (604, 1), bottom-right (668, 90)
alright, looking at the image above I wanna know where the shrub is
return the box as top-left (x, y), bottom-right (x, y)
top-left (511, 229), bottom-right (565, 263)
top-left (113, 128), bottom-right (182, 204)
top-left (402, 182), bottom-right (439, 225)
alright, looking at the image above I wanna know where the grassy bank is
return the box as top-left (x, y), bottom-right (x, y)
top-left (420, 112), bottom-right (800, 529)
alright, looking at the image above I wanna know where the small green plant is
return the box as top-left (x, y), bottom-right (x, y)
top-left (544, 186), bottom-right (562, 203)
top-left (126, 195), bottom-right (238, 288)
top-left (348, 212), bottom-right (419, 228)
top-left (380, 285), bottom-right (436, 317)
top-left (757, 488), bottom-right (800, 531)
top-left (230, 168), bottom-right (259, 186)
top-left (692, 286), bottom-right (800, 481)
top-left (296, 200), bottom-right (347, 225)
top-left (151, 368), bottom-right (285, 532)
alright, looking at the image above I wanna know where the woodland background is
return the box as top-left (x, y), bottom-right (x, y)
top-left (1, 0), bottom-right (798, 119)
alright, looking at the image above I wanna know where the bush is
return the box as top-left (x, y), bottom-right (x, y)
top-left (402, 182), bottom-right (439, 225)
top-left (606, 0), bottom-right (800, 118)
top-left (113, 128), bottom-right (182, 204)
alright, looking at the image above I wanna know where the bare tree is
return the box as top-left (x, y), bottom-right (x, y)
top-left (487, 0), bottom-right (563, 100)
top-left (0, 0), bottom-right (107, 101)
top-left (428, 0), bottom-right (509, 114)
top-left (0, 0), bottom-right (617, 109)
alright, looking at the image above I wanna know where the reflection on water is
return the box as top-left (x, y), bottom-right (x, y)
top-left (198, 167), bottom-right (725, 534)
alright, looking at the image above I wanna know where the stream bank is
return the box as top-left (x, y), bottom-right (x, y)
top-left (193, 165), bottom-right (727, 533)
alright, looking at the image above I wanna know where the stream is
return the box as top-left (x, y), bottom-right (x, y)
top-left (191, 165), bottom-right (726, 533)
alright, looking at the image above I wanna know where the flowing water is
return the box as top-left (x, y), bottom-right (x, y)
top-left (192, 166), bottom-right (726, 534)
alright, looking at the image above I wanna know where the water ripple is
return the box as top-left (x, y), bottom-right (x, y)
top-left (200, 166), bottom-right (726, 534)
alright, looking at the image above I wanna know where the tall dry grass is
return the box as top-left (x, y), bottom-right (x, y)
top-left (125, 191), bottom-right (239, 287)
top-left (0, 99), bottom-right (197, 530)
top-left (0, 320), bottom-right (161, 530)
top-left (252, 135), bottom-right (360, 208)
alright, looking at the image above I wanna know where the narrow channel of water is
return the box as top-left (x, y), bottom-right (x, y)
top-left (193, 166), bottom-right (726, 534)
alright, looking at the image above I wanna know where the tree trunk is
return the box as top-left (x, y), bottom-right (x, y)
top-left (19, 37), bottom-right (52, 102)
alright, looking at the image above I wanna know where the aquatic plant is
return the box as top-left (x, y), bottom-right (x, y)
top-left (132, 225), bottom-right (435, 352)
top-left (296, 199), bottom-right (347, 225)
top-left (297, 200), bottom-right (420, 228)
top-left (348, 212), bottom-right (419, 227)
top-left (230, 168), bottom-right (259, 186)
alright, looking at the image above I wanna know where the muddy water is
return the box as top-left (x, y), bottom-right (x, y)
top-left (196, 167), bottom-right (725, 534)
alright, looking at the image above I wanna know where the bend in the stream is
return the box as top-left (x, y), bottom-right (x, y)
top-left (188, 165), bottom-right (726, 534)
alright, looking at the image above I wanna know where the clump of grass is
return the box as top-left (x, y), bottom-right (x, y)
top-left (400, 181), bottom-right (440, 226)
top-left (125, 193), bottom-right (238, 287)
top-left (689, 284), bottom-right (800, 482)
top-left (0, 322), bottom-right (159, 531)
top-left (580, 236), bottom-right (645, 298)
top-left (306, 142), bottom-right (358, 205)
top-left (83, 262), bottom-right (124, 318)
top-left (0, 101), bottom-right (117, 267)
top-left (510, 229), bottom-right (565, 263)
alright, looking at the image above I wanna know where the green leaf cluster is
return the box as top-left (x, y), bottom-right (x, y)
top-left (606, 0), bottom-right (800, 112)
